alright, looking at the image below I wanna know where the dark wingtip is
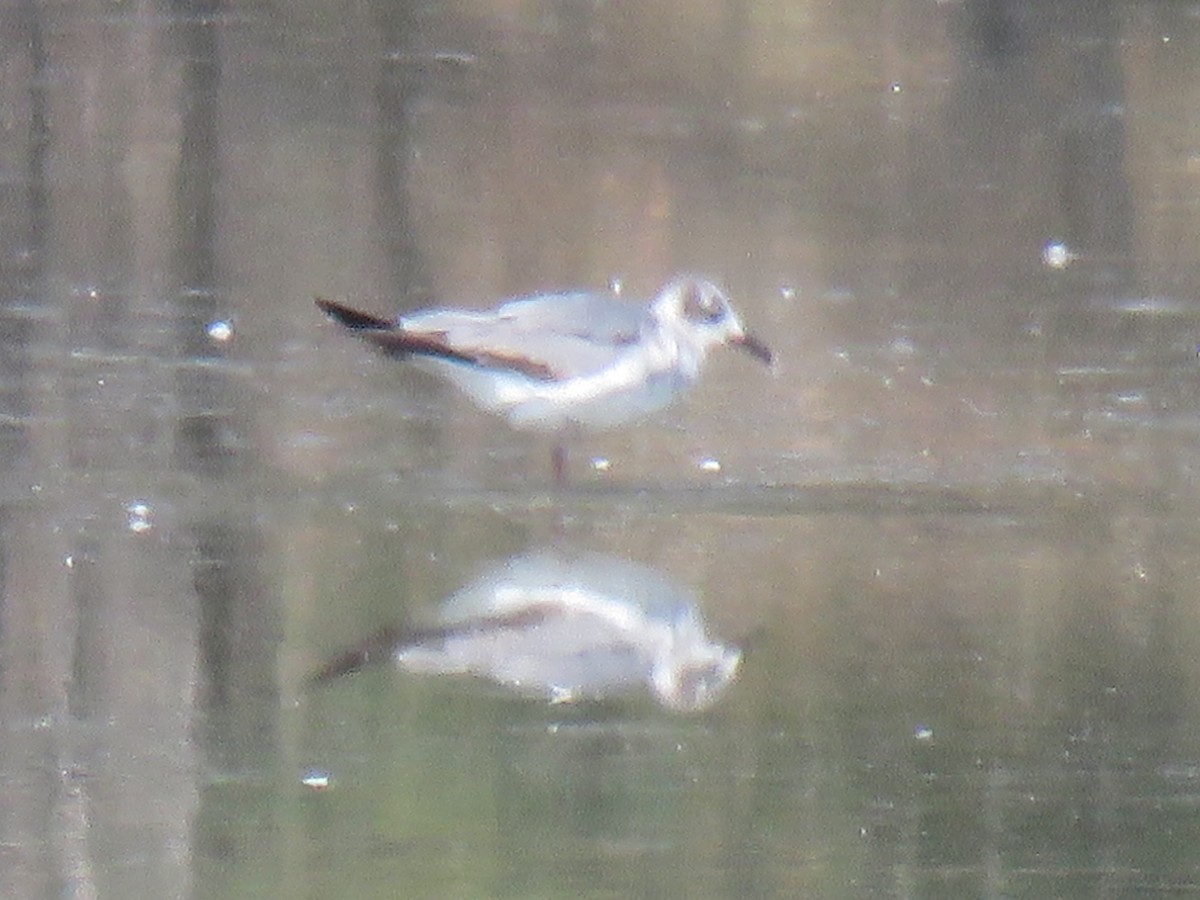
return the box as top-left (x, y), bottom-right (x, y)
top-left (315, 297), bottom-right (396, 331)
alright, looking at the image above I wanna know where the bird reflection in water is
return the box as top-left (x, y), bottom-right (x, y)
top-left (311, 552), bottom-right (741, 712)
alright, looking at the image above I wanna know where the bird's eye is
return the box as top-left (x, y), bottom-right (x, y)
top-left (682, 283), bottom-right (726, 324)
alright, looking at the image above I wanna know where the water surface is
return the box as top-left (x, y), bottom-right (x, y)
top-left (3, 1), bottom-right (1200, 897)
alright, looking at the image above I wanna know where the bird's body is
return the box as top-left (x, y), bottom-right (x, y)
top-left (317, 275), bottom-right (772, 477)
top-left (397, 294), bottom-right (690, 431)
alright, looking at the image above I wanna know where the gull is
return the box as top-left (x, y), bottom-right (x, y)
top-left (316, 275), bottom-right (773, 482)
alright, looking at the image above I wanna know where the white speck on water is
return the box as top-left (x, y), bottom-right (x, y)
top-left (780, 285), bottom-right (797, 301)
top-left (889, 81), bottom-right (902, 94)
top-left (1110, 295), bottom-right (1187, 316)
top-left (698, 457), bottom-right (721, 473)
top-left (591, 457), bottom-right (611, 472)
top-left (549, 686), bottom-right (577, 704)
top-left (824, 287), bottom-right (857, 305)
top-left (301, 769), bottom-right (332, 790)
top-left (961, 399), bottom-right (998, 418)
top-left (207, 319), bottom-right (233, 342)
top-left (64, 555), bottom-right (74, 569)
top-left (126, 501), bottom-right (152, 534)
top-left (914, 725), bottom-right (934, 741)
top-left (1042, 240), bottom-right (1075, 269)
top-left (609, 277), bottom-right (623, 296)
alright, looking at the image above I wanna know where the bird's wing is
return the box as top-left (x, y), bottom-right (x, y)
top-left (317, 297), bottom-right (507, 371)
top-left (318, 291), bottom-right (647, 380)
top-left (401, 291), bottom-right (647, 380)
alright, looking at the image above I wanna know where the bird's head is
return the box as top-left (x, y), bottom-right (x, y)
top-left (649, 276), bottom-right (773, 365)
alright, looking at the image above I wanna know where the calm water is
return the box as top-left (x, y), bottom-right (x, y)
top-left (4, 0), bottom-right (1200, 897)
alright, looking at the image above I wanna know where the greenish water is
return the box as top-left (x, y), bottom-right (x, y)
top-left (4, 0), bottom-right (1200, 897)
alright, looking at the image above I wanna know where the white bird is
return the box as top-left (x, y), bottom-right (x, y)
top-left (317, 275), bottom-right (772, 482)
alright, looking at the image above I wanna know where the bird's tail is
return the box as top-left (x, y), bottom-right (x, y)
top-left (316, 297), bottom-right (397, 331)
top-left (316, 297), bottom-right (525, 369)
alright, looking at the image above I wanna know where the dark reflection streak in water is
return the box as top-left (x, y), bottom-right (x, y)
top-left (171, 0), bottom-right (235, 476)
top-left (1053, 1), bottom-right (1134, 285)
top-left (66, 538), bottom-right (103, 722)
top-left (371, 0), bottom-right (433, 308)
top-left (0, 4), bottom-right (60, 899)
top-left (168, 9), bottom-right (282, 888)
top-left (169, 0), bottom-right (277, 754)
top-left (493, 5), bottom-right (597, 295)
top-left (929, 0), bottom-right (1138, 347)
top-left (172, 0), bottom-right (221, 345)
top-left (1032, 518), bottom-right (1185, 890)
top-left (367, 0), bottom-right (452, 491)
top-left (0, 0), bottom-right (49, 463)
top-left (24, 0), bottom-right (50, 279)
top-left (958, 0), bottom-right (1026, 62)
top-left (192, 524), bottom-right (279, 763)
